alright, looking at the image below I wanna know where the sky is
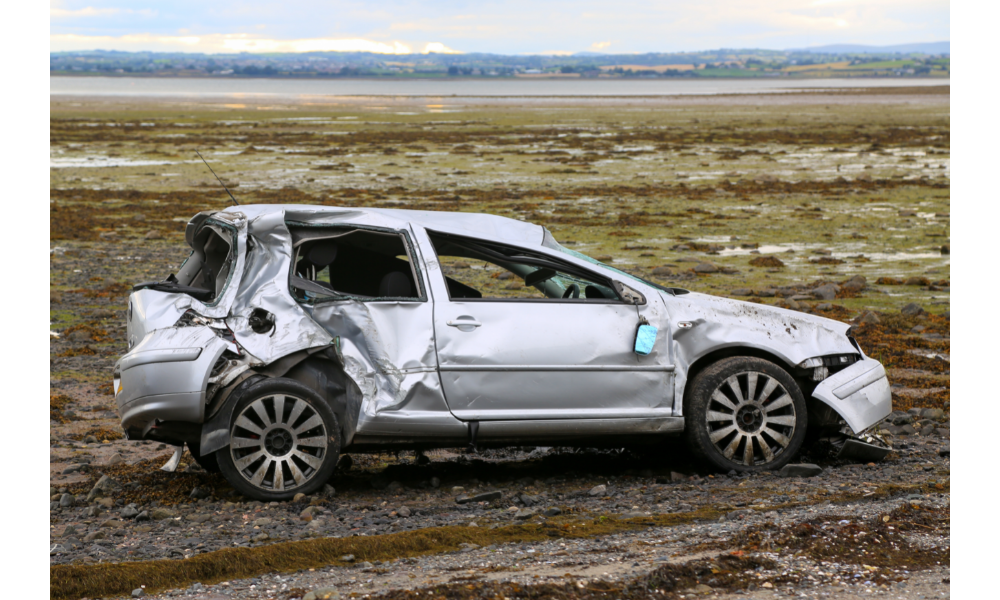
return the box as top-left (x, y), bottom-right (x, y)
top-left (50, 0), bottom-right (950, 55)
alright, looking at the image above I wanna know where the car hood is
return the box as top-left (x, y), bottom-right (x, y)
top-left (662, 290), bottom-right (858, 369)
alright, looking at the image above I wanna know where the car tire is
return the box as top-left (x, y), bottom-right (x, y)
top-left (217, 377), bottom-right (340, 501)
top-left (186, 440), bottom-right (220, 473)
top-left (684, 356), bottom-right (807, 473)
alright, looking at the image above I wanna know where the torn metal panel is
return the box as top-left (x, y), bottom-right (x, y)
top-left (811, 358), bottom-right (893, 434)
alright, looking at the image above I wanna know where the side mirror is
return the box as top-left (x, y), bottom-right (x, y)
top-left (634, 323), bottom-right (658, 355)
top-left (613, 281), bottom-right (646, 305)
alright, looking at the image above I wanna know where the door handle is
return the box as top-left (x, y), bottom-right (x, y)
top-left (447, 319), bottom-right (482, 328)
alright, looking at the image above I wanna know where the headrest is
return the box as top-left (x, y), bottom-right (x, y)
top-left (307, 243), bottom-right (338, 267)
top-left (379, 271), bottom-right (413, 298)
top-left (524, 268), bottom-right (556, 287)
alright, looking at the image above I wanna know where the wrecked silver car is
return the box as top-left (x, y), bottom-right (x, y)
top-left (114, 205), bottom-right (892, 500)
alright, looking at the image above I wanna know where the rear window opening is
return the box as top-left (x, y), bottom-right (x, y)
top-left (288, 225), bottom-right (422, 302)
top-left (161, 222), bottom-right (235, 302)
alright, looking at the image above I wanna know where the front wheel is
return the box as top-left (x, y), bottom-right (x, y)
top-left (684, 356), bottom-right (807, 473)
top-left (217, 377), bottom-right (340, 501)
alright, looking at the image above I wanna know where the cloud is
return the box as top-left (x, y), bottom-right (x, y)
top-left (422, 42), bottom-right (461, 54)
top-left (50, 32), bottom-right (437, 54)
top-left (51, 6), bottom-right (120, 18)
top-left (48, 0), bottom-right (950, 54)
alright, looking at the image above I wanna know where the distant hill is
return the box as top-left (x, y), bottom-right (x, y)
top-left (797, 42), bottom-right (949, 55)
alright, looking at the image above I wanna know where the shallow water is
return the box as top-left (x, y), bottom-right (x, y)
top-left (49, 76), bottom-right (949, 99)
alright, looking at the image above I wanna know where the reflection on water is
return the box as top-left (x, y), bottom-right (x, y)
top-left (50, 76), bottom-right (950, 99)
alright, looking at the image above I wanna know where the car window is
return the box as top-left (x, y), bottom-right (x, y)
top-left (428, 231), bottom-right (621, 302)
top-left (286, 225), bottom-right (423, 302)
top-left (172, 221), bottom-right (236, 304)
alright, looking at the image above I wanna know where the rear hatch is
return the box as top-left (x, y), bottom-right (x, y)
top-left (127, 211), bottom-right (248, 348)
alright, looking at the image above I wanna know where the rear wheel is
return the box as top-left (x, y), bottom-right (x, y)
top-left (684, 356), bottom-right (807, 473)
top-left (217, 377), bottom-right (340, 501)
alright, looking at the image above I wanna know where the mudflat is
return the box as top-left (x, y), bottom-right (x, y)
top-left (49, 86), bottom-right (949, 600)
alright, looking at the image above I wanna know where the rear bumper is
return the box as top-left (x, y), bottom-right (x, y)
top-left (811, 357), bottom-right (892, 434)
top-left (114, 326), bottom-right (228, 432)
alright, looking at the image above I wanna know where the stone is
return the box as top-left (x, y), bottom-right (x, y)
top-left (150, 508), bottom-right (175, 521)
top-left (730, 288), bottom-right (753, 296)
top-left (901, 303), bottom-right (926, 316)
top-left (543, 507), bottom-right (562, 517)
top-left (385, 481), bottom-right (404, 492)
top-left (293, 493), bottom-right (307, 503)
top-left (253, 518), bottom-right (272, 527)
top-left (519, 493), bottom-right (540, 507)
top-left (670, 471), bottom-right (687, 482)
top-left (189, 487), bottom-right (210, 499)
top-left (62, 525), bottom-right (78, 537)
top-left (302, 587), bottom-right (340, 600)
top-left (690, 584), bottom-right (714, 595)
top-left (651, 266), bottom-right (673, 277)
top-left (135, 511), bottom-right (150, 522)
top-left (514, 508), bottom-right (538, 520)
top-left (921, 408), bottom-right (945, 421)
top-left (300, 506), bottom-right (323, 520)
top-left (693, 262), bottom-right (718, 274)
top-left (85, 506), bottom-right (103, 517)
top-left (252, 532), bottom-right (269, 542)
top-left (811, 283), bottom-right (840, 301)
top-left (105, 453), bottom-right (125, 467)
top-left (121, 506), bottom-right (139, 519)
top-left (458, 543), bottom-right (479, 552)
top-left (321, 484), bottom-right (336, 497)
top-left (50, 544), bottom-right (66, 556)
top-left (131, 588), bottom-right (145, 598)
top-left (890, 412), bottom-right (914, 425)
top-left (841, 275), bottom-right (867, 293)
top-left (854, 311), bottom-right (880, 325)
top-left (340, 554), bottom-right (356, 562)
top-left (939, 446), bottom-right (950, 458)
top-left (588, 484), bottom-right (607, 497)
top-left (83, 531), bottom-right (106, 542)
top-left (777, 464), bottom-right (823, 478)
top-left (59, 493), bottom-right (74, 508)
top-left (430, 477), bottom-right (441, 489)
top-left (936, 428), bottom-right (950, 438)
top-left (397, 506), bottom-right (411, 518)
top-left (451, 486), bottom-right (465, 494)
top-left (899, 424), bottom-right (917, 436)
top-left (87, 474), bottom-right (122, 502)
top-left (100, 519), bottom-right (120, 529)
top-left (456, 491), bottom-right (502, 504)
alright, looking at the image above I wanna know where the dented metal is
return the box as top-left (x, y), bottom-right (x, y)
top-left (114, 204), bottom-right (892, 467)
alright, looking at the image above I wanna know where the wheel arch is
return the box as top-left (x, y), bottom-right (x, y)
top-left (199, 348), bottom-right (363, 455)
top-left (679, 345), bottom-right (801, 410)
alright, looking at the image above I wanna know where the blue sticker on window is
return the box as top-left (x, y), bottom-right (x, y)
top-left (634, 324), bottom-right (657, 356)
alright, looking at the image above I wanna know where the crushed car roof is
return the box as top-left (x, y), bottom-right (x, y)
top-left (218, 204), bottom-right (547, 247)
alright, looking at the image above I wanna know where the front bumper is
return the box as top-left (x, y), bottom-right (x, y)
top-left (114, 326), bottom-right (229, 433)
top-left (811, 357), bottom-right (892, 434)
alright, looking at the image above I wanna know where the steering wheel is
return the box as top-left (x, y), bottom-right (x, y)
top-left (562, 284), bottom-right (580, 299)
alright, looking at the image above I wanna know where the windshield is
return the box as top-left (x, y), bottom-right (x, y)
top-left (541, 228), bottom-right (678, 296)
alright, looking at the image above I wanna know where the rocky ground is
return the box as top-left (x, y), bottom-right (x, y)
top-left (50, 88), bottom-right (949, 599)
